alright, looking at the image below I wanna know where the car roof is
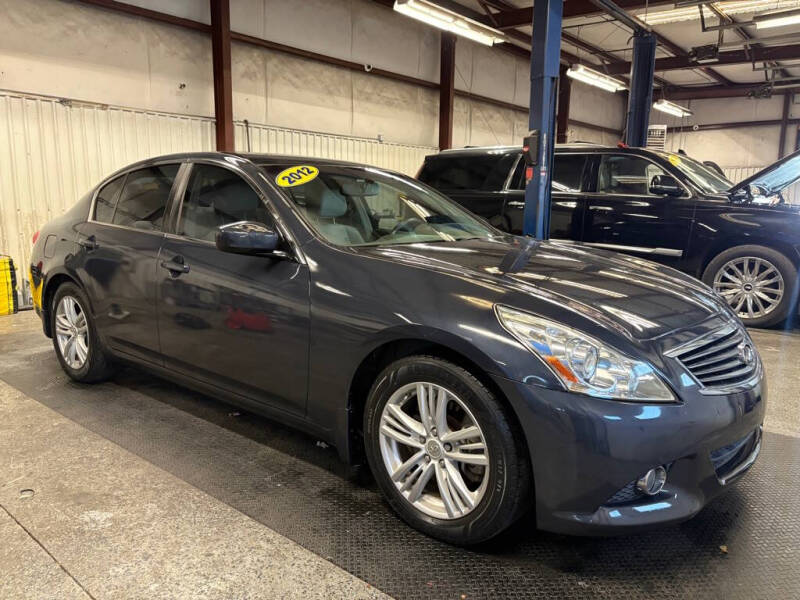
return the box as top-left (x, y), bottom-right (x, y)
top-left (431, 143), bottom-right (657, 157)
top-left (107, 151), bottom-right (373, 172)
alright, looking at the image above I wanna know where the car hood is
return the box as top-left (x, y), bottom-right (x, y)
top-left (729, 149), bottom-right (800, 197)
top-left (360, 237), bottom-right (729, 341)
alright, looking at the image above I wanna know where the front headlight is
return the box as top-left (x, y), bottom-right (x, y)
top-left (496, 305), bottom-right (675, 402)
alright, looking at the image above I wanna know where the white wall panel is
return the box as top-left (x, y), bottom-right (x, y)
top-left (235, 120), bottom-right (435, 176)
top-left (0, 92), bottom-right (214, 273)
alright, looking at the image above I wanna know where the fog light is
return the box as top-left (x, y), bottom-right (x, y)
top-left (636, 466), bottom-right (667, 496)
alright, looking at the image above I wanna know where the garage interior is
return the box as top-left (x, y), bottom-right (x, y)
top-left (1, 0), bottom-right (799, 599)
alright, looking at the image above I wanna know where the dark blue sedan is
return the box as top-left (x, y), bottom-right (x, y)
top-left (29, 153), bottom-right (765, 544)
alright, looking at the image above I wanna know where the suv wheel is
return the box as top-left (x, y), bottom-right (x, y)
top-left (703, 245), bottom-right (798, 328)
top-left (51, 283), bottom-right (116, 382)
top-left (364, 356), bottom-right (531, 545)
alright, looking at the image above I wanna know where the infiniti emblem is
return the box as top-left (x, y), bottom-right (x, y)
top-left (738, 343), bottom-right (755, 366)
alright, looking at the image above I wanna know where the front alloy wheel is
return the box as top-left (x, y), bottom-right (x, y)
top-left (379, 382), bottom-right (490, 520)
top-left (712, 256), bottom-right (784, 321)
top-left (365, 356), bottom-right (531, 545)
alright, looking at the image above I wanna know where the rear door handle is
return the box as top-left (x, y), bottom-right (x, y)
top-left (160, 257), bottom-right (190, 275)
top-left (78, 236), bottom-right (99, 251)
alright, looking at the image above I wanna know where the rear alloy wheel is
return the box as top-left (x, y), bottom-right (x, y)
top-left (704, 245), bottom-right (798, 328)
top-left (364, 356), bottom-right (531, 545)
top-left (51, 282), bottom-right (116, 382)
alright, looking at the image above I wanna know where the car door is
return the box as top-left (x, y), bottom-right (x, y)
top-left (505, 152), bottom-right (588, 239)
top-left (75, 163), bottom-right (180, 363)
top-left (156, 161), bottom-right (310, 415)
top-left (582, 152), bottom-right (694, 268)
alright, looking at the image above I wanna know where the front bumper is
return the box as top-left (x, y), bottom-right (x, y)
top-left (491, 374), bottom-right (766, 536)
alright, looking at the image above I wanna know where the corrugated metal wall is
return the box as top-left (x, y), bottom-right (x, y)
top-left (0, 91), bottom-right (215, 275)
top-left (0, 91), bottom-right (436, 276)
top-left (234, 121), bottom-right (434, 176)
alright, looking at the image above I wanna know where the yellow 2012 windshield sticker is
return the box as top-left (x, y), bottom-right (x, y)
top-left (668, 154), bottom-right (682, 167)
top-left (275, 165), bottom-right (319, 187)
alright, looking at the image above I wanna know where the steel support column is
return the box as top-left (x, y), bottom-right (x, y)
top-left (522, 0), bottom-right (563, 239)
top-left (211, 0), bottom-right (234, 151)
top-left (439, 33), bottom-right (456, 150)
top-left (625, 31), bottom-right (656, 147)
top-left (778, 92), bottom-right (791, 159)
top-left (556, 64), bottom-right (571, 144)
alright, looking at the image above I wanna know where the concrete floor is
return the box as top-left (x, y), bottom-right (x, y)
top-left (0, 310), bottom-right (798, 599)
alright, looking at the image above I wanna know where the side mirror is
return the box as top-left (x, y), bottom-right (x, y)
top-left (649, 174), bottom-right (683, 197)
top-left (216, 221), bottom-right (280, 256)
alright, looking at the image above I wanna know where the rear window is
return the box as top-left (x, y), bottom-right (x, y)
top-left (111, 165), bottom-right (179, 231)
top-left (510, 153), bottom-right (588, 192)
top-left (418, 153), bottom-right (518, 192)
top-left (93, 175), bottom-right (125, 223)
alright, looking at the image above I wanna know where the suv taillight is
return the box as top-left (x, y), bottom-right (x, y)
top-left (32, 230), bottom-right (40, 245)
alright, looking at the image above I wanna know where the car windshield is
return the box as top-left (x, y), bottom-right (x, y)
top-left (261, 164), bottom-right (496, 247)
top-left (654, 151), bottom-right (733, 194)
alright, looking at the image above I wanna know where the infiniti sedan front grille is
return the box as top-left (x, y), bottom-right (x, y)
top-left (669, 324), bottom-right (758, 391)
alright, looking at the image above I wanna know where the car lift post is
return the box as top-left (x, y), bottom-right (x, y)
top-left (522, 0), bottom-right (563, 239)
top-left (625, 31), bottom-right (657, 148)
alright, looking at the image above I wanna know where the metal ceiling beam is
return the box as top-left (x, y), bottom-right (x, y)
top-left (668, 83), bottom-right (800, 99)
top-left (489, 0), bottom-right (674, 28)
top-left (605, 43), bottom-right (800, 74)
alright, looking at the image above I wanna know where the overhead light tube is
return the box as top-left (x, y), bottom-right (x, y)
top-left (754, 8), bottom-right (800, 29)
top-left (566, 64), bottom-right (627, 93)
top-left (393, 0), bottom-right (505, 46)
top-left (653, 99), bottom-right (693, 118)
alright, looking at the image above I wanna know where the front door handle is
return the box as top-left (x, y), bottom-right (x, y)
top-left (78, 235), bottom-right (99, 251)
top-left (160, 256), bottom-right (190, 276)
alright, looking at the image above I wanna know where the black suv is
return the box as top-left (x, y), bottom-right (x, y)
top-left (418, 144), bottom-right (800, 328)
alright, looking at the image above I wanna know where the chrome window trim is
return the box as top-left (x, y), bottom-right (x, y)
top-left (583, 242), bottom-right (683, 258)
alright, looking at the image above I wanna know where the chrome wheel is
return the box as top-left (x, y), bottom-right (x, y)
top-left (713, 256), bottom-right (784, 320)
top-left (55, 296), bottom-right (89, 369)
top-left (378, 382), bottom-right (489, 520)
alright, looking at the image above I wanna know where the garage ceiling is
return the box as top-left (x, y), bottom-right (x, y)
top-left (433, 0), bottom-right (800, 98)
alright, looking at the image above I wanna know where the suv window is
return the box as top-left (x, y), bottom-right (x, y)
top-left (419, 153), bottom-right (517, 191)
top-left (178, 164), bottom-right (272, 242)
top-left (597, 155), bottom-right (668, 196)
top-left (112, 165), bottom-right (179, 230)
top-left (93, 175), bottom-right (126, 223)
top-left (513, 153), bottom-right (589, 192)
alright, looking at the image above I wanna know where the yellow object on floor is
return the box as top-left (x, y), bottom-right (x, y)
top-left (0, 256), bottom-right (19, 316)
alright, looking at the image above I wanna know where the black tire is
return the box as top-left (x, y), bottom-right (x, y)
top-left (50, 282), bottom-right (116, 382)
top-left (702, 244), bottom-right (798, 328)
top-left (363, 356), bottom-right (531, 545)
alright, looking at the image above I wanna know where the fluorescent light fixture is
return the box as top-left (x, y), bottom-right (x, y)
top-left (566, 65), bottom-right (627, 93)
top-left (754, 8), bottom-right (800, 28)
top-left (653, 99), bottom-right (693, 118)
top-left (640, 0), bottom-right (800, 26)
top-left (393, 0), bottom-right (505, 46)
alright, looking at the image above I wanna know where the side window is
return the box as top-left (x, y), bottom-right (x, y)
top-left (552, 154), bottom-right (587, 192)
top-left (510, 154), bottom-right (587, 192)
top-left (418, 154), bottom-right (518, 191)
top-left (112, 165), bottom-right (179, 230)
top-left (93, 175), bottom-right (125, 223)
top-left (597, 155), bottom-right (668, 196)
top-left (178, 164), bottom-right (272, 242)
